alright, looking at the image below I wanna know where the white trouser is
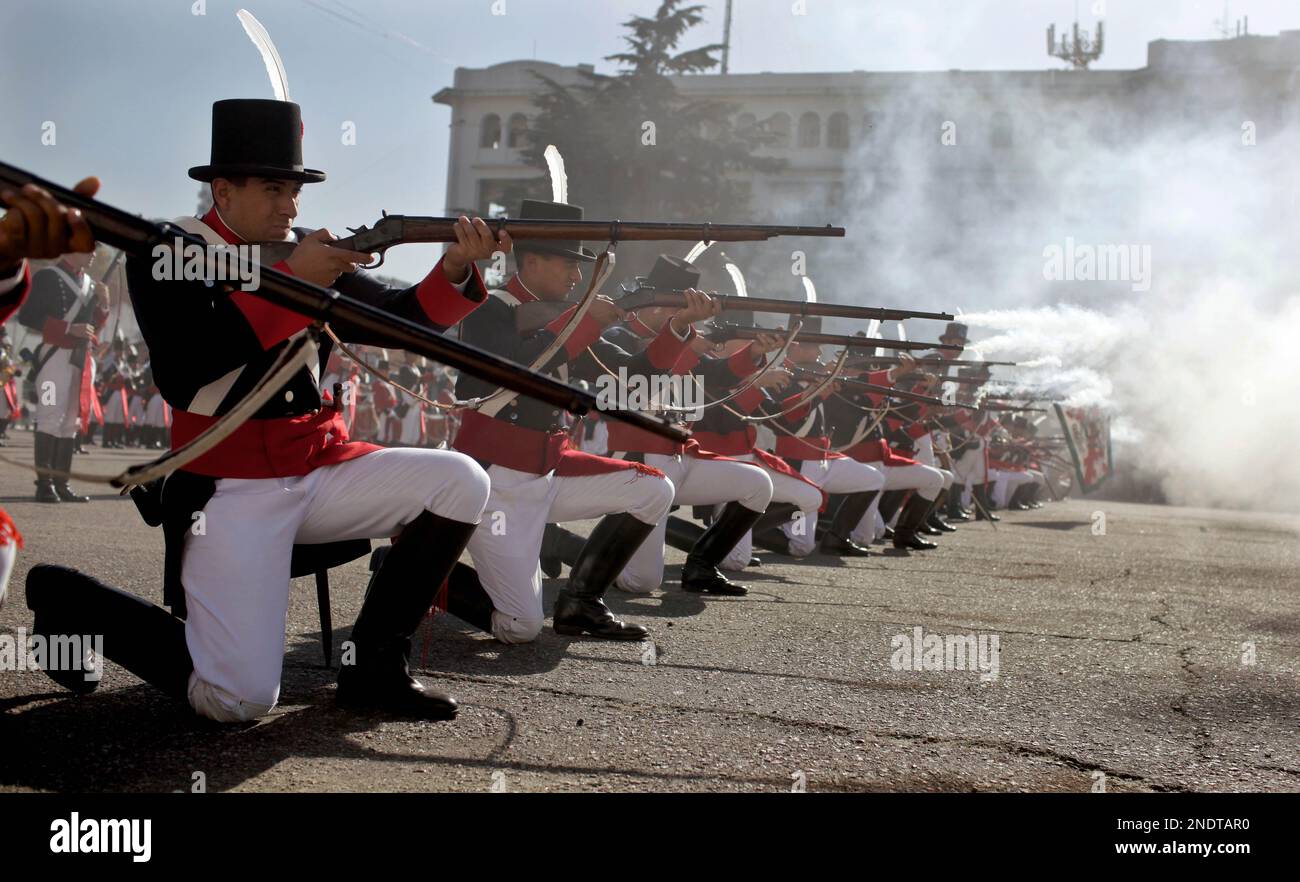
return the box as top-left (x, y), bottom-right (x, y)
top-left (614, 453), bottom-right (773, 593)
top-left (466, 463), bottom-right (674, 644)
top-left (144, 394), bottom-right (169, 429)
top-left (783, 457), bottom-right (884, 556)
top-left (102, 389), bottom-right (128, 424)
top-left (720, 453), bottom-right (825, 571)
top-left (0, 540), bottom-right (16, 608)
top-left (991, 468), bottom-right (1039, 507)
top-left (34, 352), bottom-right (81, 438)
top-left (181, 447), bottom-right (490, 723)
top-left (952, 442), bottom-right (986, 505)
top-left (851, 462), bottom-right (947, 544)
top-left (913, 434), bottom-right (935, 465)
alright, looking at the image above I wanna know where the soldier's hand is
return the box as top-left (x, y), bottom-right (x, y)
top-left (817, 380), bottom-right (842, 400)
top-left (746, 331), bottom-right (785, 357)
top-left (669, 288), bottom-right (719, 336)
top-left (286, 228), bottom-right (374, 287)
top-left (587, 295), bottom-right (625, 328)
top-left (0, 178), bottom-right (100, 273)
top-left (67, 323), bottom-right (97, 342)
top-left (444, 216), bottom-right (511, 284)
top-left (756, 367), bottom-right (792, 391)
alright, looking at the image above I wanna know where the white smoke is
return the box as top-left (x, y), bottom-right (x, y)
top-left (815, 53), bottom-right (1300, 512)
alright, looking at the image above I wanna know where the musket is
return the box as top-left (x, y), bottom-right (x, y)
top-left (846, 356), bottom-right (1017, 369)
top-left (979, 405), bottom-right (1047, 413)
top-left (790, 367), bottom-right (977, 410)
top-left (252, 213), bottom-right (847, 268)
top-left (704, 322), bottom-right (960, 352)
top-left (515, 288), bottom-right (953, 335)
top-left (0, 160), bottom-right (687, 442)
top-left (896, 372), bottom-right (986, 385)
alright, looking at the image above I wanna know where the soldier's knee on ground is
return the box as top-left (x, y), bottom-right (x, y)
top-left (187, 675), bottom-right (276, 723)
top-left (491, 611), bottom-right (543, 644)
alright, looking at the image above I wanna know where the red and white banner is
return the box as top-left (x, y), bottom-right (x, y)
top-left (1054, 404), bottom-right (1113, 494)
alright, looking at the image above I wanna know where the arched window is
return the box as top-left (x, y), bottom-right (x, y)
top-left (991, 111), bottom-right (1013, 149)
top-left (827, 112), bottom-right (850, 149)
top-left (479, 113), bottom-right (501, 149)
top-left (798, 112), bottom-right (821, 148)
top-left (766, 112), bottom-right (792, 148)
top-left (506, 113), bottom-right (528, 149)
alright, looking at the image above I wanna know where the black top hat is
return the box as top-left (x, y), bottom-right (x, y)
top-left (189, 99), bottom-right (326, 184)
top-left (639, 255), bottom-right (701, 292)
top-left (512, 199), bottom-right (596, 262)
top-left (941, 322), bottom-right (968, 342)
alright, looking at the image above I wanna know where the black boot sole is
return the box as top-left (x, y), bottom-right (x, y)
top-left (553, 622), bottom-right (649, 640)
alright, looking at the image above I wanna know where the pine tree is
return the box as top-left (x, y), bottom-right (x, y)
top-left (520, 0), bottom-right (782, 224)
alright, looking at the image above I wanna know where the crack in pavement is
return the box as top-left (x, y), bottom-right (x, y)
top-left (431, 672), bottom-right (1180, 791)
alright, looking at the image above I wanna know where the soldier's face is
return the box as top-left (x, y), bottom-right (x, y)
top-left (213, 177), bottom-right (302, 241)
top-left (523, 253), bottom-right (583, 301)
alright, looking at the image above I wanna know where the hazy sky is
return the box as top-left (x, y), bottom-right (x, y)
top-left (4, 0), bottom-right (1300, 282)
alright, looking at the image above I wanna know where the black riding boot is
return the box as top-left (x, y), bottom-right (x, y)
top-left (552, 513), bottom-right (652, 640)
top-left (682, 502), bottom-right (762, 596)
top-left (927, 489), bottom-right (958, 532)
top-left (664, 514), bottom-right (706, 554)
top-left (819, 490), bottom-right (878, 557)
top-left (893, 493), bottom-right (939, 550)
top-left (876, 489), bottom-right (906, 538)
top-left (336, 512), bottom-right (477, 720)
top-left (974, 483), bottom-right (1001, 521)
top-left (539, 524), bottom-right (588, 579)
top-left (362, 549), bottom-right (497, 635)
top-left (53, 436), bottom-right (89, 502)
top-left (33, 432), bottom-right (60, 503)
top-left (748, 502), bottom-right (800, 555)
top-left (26, 564), bottom-right (192, 698)
top-left (947, 486), bottom-right (970, 521)
top-left (444, 562), bottom-right (497, 632)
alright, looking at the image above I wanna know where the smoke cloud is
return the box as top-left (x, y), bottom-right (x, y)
top-left (808, 56), bottom-right (1300, 511)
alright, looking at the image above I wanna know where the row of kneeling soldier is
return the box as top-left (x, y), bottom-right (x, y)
top-left (7, 98), bottom-right (1052, 725)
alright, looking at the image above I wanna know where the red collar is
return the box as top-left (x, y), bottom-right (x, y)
top-left (201, 208), bottom-right (245, 246)
top-left (506, 274), bottom-right (540, 304)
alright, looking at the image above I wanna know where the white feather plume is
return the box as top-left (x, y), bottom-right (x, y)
top-left (237, 9), bottom-right (290, 101)
top-left (543, 145), bottom-right (568, 204)
top-left (802, 276), bottom-right (817, 304)
top-left (684, 240), bottom-right (713, 264)
top-left (723, 262), bottom-right (748, 298)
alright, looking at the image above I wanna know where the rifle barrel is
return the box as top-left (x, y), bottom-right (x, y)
top-left (792, 368), bottom-right (975, 409)
top-left (628, 290), bottom-right (952, 322)
top-left (714, 324), bottom-right (960, 352)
